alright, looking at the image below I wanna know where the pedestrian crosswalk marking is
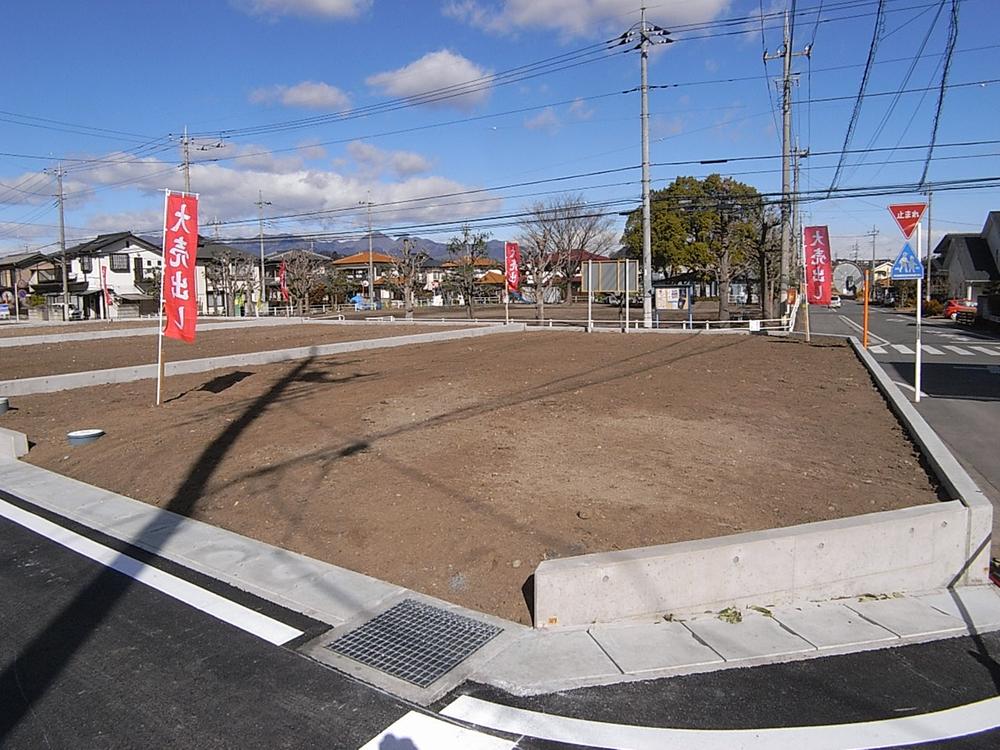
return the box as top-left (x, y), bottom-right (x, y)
top-left (869, 344), bottom-right (1000, 357)
top-left (943, 345), bottom-right (974, 356)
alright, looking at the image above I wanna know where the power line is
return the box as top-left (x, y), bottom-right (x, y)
top-left (919, 0), bottom-right (960, 187)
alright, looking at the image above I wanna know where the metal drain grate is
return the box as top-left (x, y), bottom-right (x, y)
top-left (325, 598), bottom-right (502, 687)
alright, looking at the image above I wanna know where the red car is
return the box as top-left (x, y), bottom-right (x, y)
top-left (944, 298), bottom-right (977, 320)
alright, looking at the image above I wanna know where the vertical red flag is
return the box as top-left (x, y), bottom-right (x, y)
top-left (161, 191), bottom-right (199, 342)
top-left (279, 260), bottom-right (290, 301)
top-left (804, 225), bottom-right (833, 306)
top-left (100, 265), bottom-right (112, 308)
top-left (504, 241), bottom-right (521, 292)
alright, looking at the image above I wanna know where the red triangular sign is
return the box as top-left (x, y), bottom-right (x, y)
top-left (887, 203), bottom-right (927, 239)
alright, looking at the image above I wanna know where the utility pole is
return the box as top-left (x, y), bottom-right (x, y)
top-left (866, 225), bottom-right (879, 301)
top-left (255, 190), bottom-right (271, 317)
top-left (791, 142), bottom-right (808, 284)
top-left (55, 165), bottom-right (69, 320)
top-left (615, 8), bottom-right (672, 329)
top-left (925, 190), bottom-right (933, 301)
top-left (852, 242), bottom-right (859, 263)
top-left (359, 195), bottom-right (375, 308)
top-left (765, 10), bottom-right (810, 313)
top-left (182, 126), bottom-right (191, 194)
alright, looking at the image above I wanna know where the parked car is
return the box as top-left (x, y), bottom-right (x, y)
top-left (944, 298), bottom-right (977, 320)
top-left (828, 295), bottom-right (842, 309)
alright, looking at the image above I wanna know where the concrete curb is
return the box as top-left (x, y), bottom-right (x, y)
top-left (0, 427), bottom-right (29, 462)
top-left (848, 336), bottom-right (993, 587)
top-left (0, 323), bottom-right (525, 396)
top-left (0, 317), bottom-right (311, 348)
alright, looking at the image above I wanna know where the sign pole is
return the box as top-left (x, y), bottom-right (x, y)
top-left (624, 260), bottom-right (630, 333)
top-left (915, 222), bottom-right (922, 403)
top-left (587, 261), bottom-right (593, 333)
top-left (156, 190), bottom-right (169, 406)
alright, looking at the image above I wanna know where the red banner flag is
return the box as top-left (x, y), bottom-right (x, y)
top-left (504, 241), bottom-right (521, 293)
top-left (279, 259), bottom-right (289, 301)
top-left (888, 203), bottom-right (927, 240)
top-left (100, 265), bottom-right (112, 308)
top-left (804, 225), bottom-right (833, 306)
top-left (161, 191), bottom-right (199, 342)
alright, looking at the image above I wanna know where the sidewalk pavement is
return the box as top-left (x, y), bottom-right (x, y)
top-left (2, 458), bottom-right (999, 706)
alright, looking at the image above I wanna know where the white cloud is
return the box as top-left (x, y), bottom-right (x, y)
top-left (443, 0), bottom-right (731, 39)
top-left (366, 50), bottom-right (492, 110)
top-left (235, 0), bottom-right (370, 19)
top-left (568, 98), bottom-right (594, 120)
top-left (250, 81), bottom-right (351, 111)
top-left (346, 141), bottom-right (433, 177)
top-left (524, 107), bottom-right (560, 133)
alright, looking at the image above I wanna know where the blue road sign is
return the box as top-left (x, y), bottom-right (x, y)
top-left (891, 242), bottom-right (924, 280)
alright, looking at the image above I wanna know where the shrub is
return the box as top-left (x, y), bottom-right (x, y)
top-left (923, 299), bottom-right (944, 316)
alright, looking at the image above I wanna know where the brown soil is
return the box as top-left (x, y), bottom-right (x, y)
top-left (0, 319), bottom-right (154, 337)
top-left (4, 332), bottom-right (939, 624)
top-left (1, 323), bottom-right (467, 379)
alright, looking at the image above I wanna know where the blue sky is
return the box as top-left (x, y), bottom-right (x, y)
top-left (1, 0), bottom-right (997, 260)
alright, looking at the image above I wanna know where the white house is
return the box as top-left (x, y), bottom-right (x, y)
top-left (36, 232), bottom-right (163, 319)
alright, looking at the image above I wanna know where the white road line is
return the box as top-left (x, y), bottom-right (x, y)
top-left (441, 694), bottom-right (1000, 750)
top-left (920, 345), bottom-right (944, 355)
top-left (890, 344), bottom-right (914, 354)
top-left (837, 315), bottom-right (890, 345)
top-left (868, 345), bottom-right (886, 354)
top-left (893, 381), bottom-right (928, 399)
top-left (943, 345), bottom-right (975, 356)
top-left (0, 498), bottom-right (303, 646)
top-left (970, 346), bottom-right (1000, 356)
top-left (360, 711), bottom-right (514, 750)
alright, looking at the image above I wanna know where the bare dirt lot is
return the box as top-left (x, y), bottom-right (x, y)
top-left (3, 332), bottom-right (940, 623)
top-left (1, 322), bottom-right (468, 379)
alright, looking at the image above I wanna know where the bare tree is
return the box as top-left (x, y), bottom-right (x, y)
top-left (281, 250), bottom-right (324, 315)
top-left (205, 247), bottom-right (257, 316)
top-left (445, 226), bottom-right (491, 319)
top-left (388, 237), bottom-right (430, 319)
top-left (518, 195), bottom-right (615, 320)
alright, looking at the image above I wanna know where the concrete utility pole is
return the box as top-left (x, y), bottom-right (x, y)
top-left (55, 165), bottom-right (69, 320)
top-left (182, 126), bottom-right (191, 194)
top-left (255, 190), bottom-right (271, 317)
top-left (866, 225), bottom-right (880, 300)
top-left (360, 195), bottom-right (375, 307)
top-left (636, 7), bottom-right (672, 328)
top-left (765, 10), bottom-right (810, 312)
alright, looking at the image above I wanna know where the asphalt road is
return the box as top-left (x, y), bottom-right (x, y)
top-left (808, 301), bottom-right (1000, 557)
top-left (2, 491), bottom-right (999, 749)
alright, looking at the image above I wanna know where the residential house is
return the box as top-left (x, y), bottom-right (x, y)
top-left (934, 211), bottom-right (1000, 300)
top-left (0, 251), bottom-right (51, 319)
top-left (264, 249), bottom-right (331, 306)
top-left (195, 238), bottom-right (260, 316)
top-left (332, 250), bottom-right (395, 304)
top-left (31, 232), bottom-right (162, 319)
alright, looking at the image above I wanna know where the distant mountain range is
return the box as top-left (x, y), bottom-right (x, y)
top-left (221, 232), bottom-right (508, 261)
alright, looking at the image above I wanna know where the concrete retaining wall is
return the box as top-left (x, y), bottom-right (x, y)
top-left (0, 323), bottom-right (524, 396)
top-left (533, 335), bottom-right (993, 628)
top-left (0, 427), bottom-right (29, 462)
top-left (534, 502), bottom-right (970, 627)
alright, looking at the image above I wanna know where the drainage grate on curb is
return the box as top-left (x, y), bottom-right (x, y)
top-left (324, 598), bottom-right (503, 688)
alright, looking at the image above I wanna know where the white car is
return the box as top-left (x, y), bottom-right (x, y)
top-left (828, 295), bottom-right (842, 309)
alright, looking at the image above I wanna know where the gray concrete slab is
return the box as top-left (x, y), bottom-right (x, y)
top-left (917, 586), bottom-right (1000, 631)
top-left (588, 620), bottom-right (724, 674)
top-left (768, 601), bottom-right (898, 649)
top-left (682, 610), bottom-right (816, 661)
top-left (479, 629), bottom-right (621, 691)
top-left (846, 596), bottom-right (967, 638)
